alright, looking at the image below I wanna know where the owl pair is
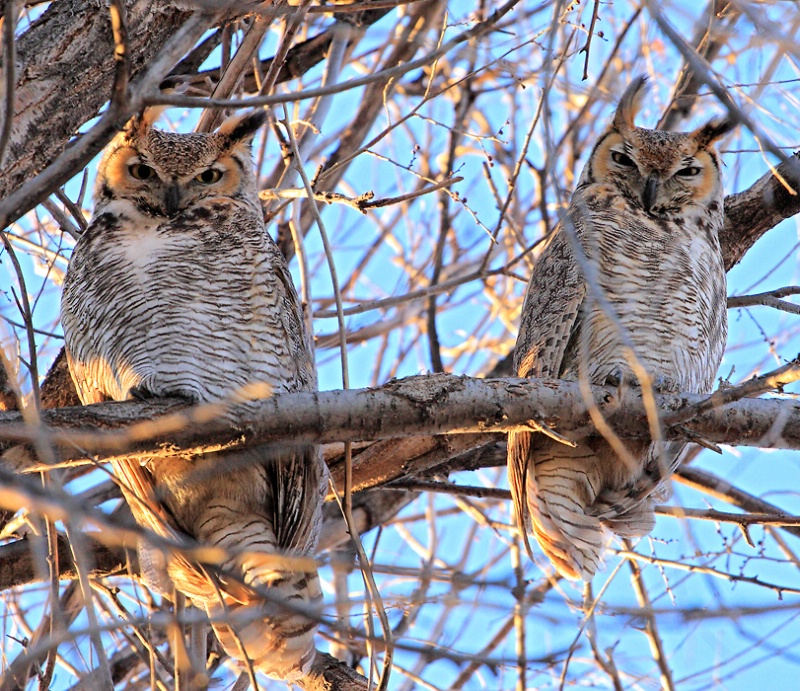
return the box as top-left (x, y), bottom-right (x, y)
top-left (59, 75), bottom-right (730, 683)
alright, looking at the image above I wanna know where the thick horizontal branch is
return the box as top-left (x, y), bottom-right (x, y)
top-left (0, 533), bottom-right (128, 592)
top-left (0, 373), bottom-right (799, 463)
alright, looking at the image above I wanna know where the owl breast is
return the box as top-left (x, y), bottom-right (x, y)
top-left (561, 184), bottom-right (727, 394)
top-left (62, 201), bottom-right (305, 405)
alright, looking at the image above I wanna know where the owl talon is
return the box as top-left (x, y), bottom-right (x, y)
top-left (129, 385), bottom-right (156, 401)
top-left (129, 385), bottom-right (199, 404)
top-left (603, 370), bottom-right (629, 388)
top-left (604, 371), bottom-right (677, 394)
top-left (650, 375), bottom-right (677, 393)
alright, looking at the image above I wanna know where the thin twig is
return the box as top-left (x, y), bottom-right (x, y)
top-left (579, 0), bottom-right (602, 82)
top-left (656, 504), bottom-right (800, 527)
top-left (616, 550), bottom-right (800, 596)
top-left (664, 357), bottom-right (800, 427)
top-left (195, 9), bottom-right (275, 133)
top-left (0, 237), bottom-right (41, 407)
top-left (510, 538), bottom-right (527, 691)
top-left (260, 175), bottom-right (463, 215)
top-left (148, 0), bottom-right (525, 110)
top-left (428, 82), bottom-right (474, 373)
top-left (728, 287), bottom-right (800, 315)
top-left (623, 540), bottom-right (675, 691)
top-left (583, 581), bottom-right (624, 691)
top-left (388, 479), bottom-right (510, 500)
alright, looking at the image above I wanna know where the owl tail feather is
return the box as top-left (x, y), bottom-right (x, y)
top-left (526, 442), bottom-right (609, 581)
top-left (507, 430), bottom-right (538, 561)
top-left (208, 567), bottom-right (322, 681)
top-left (601, 500), bottom-right (656, 538)
top-left (184, 507), bottom-right (322, 682)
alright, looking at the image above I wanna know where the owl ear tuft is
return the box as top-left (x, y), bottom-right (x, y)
top-left (217, 110), bottom-right (267, 146)
top-left (613, 75), bottom-right (648, 132)
top-left (692, 117), bottom-right (735, 149)
top-left (123, 107), bottom-right (165, 139)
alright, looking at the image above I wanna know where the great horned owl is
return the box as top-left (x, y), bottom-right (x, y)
top-left (60, 110), bottom-right (325, 680)
top-left (508, 76), bottom-right (729, 580)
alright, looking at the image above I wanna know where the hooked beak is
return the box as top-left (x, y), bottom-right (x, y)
top-left (642, 174), bottom-right (659, 212)
top-left (165, 183), bottom-right (182, 216)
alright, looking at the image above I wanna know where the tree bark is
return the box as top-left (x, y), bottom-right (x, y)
top-left (1, 0), bottom-right (191, 201)
top-left (721, 151), bottom-right (800, 270)
top-left (2, 373), bottom-right (799, 474)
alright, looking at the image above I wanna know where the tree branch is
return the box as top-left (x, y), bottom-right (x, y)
top-left (721, 151), bottom-right (800, 270)
top-left (1, 373), bottom-right (799, 472)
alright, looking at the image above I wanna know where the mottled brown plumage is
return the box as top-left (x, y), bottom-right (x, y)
top-left (509, 76), bottom-right (730, 580)
top-left (61, 111), bottom-right (325, 680)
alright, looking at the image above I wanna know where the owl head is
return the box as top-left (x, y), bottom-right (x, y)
top-left (581, 76), bottom-right (732, 215)
top-left (94, 110), bottom-right (267, 218)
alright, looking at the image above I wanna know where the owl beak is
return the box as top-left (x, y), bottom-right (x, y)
top-left (642, 174), bottom-right (659, 212)
top-left (165, 184), bottom-right (182, 216)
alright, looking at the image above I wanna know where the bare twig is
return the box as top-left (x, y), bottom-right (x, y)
top-left (728, 287), bottom-right (800, 315)
top-left (663, 357), bottom-right (800, 427)
top-left (578, 0), bottom-right (602, 82)
top-left (623, 540), bottom-right (675, 691)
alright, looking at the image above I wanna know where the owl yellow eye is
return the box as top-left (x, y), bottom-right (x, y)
top-left (611, 151), bottom-right (634, 167)
top-left (195, 169), bottom-right (223, 184)
top-left (129, 163), bottom-right (156, 180)
top-left (676, 166), bottom-right (701, 177)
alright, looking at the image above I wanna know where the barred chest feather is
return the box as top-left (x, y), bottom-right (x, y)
top-left (561, 185), bottom-right (727, 395)
top-left (61, 201), bottom-right (304, 405)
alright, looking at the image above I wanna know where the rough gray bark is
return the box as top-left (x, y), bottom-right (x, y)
top-left (2, 372), bottom-right (799, 471)
top-left (721, 151), bottom-right (800, 270)
top-left (1, 0), bottom-right (191, 201)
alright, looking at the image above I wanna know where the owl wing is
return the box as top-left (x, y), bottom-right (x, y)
top-left (508, 213), bottom-right (586, 559)
top-left (64, 346), bottom-right (111, 405)
top-left (258, 237), bottom-right (324, 550)
top-left (110, 456), bottom-right (230, 601)
top-left (513, 213), bottom-right (586, 381)
top-left (270, 240), bottom-right (317, 392)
